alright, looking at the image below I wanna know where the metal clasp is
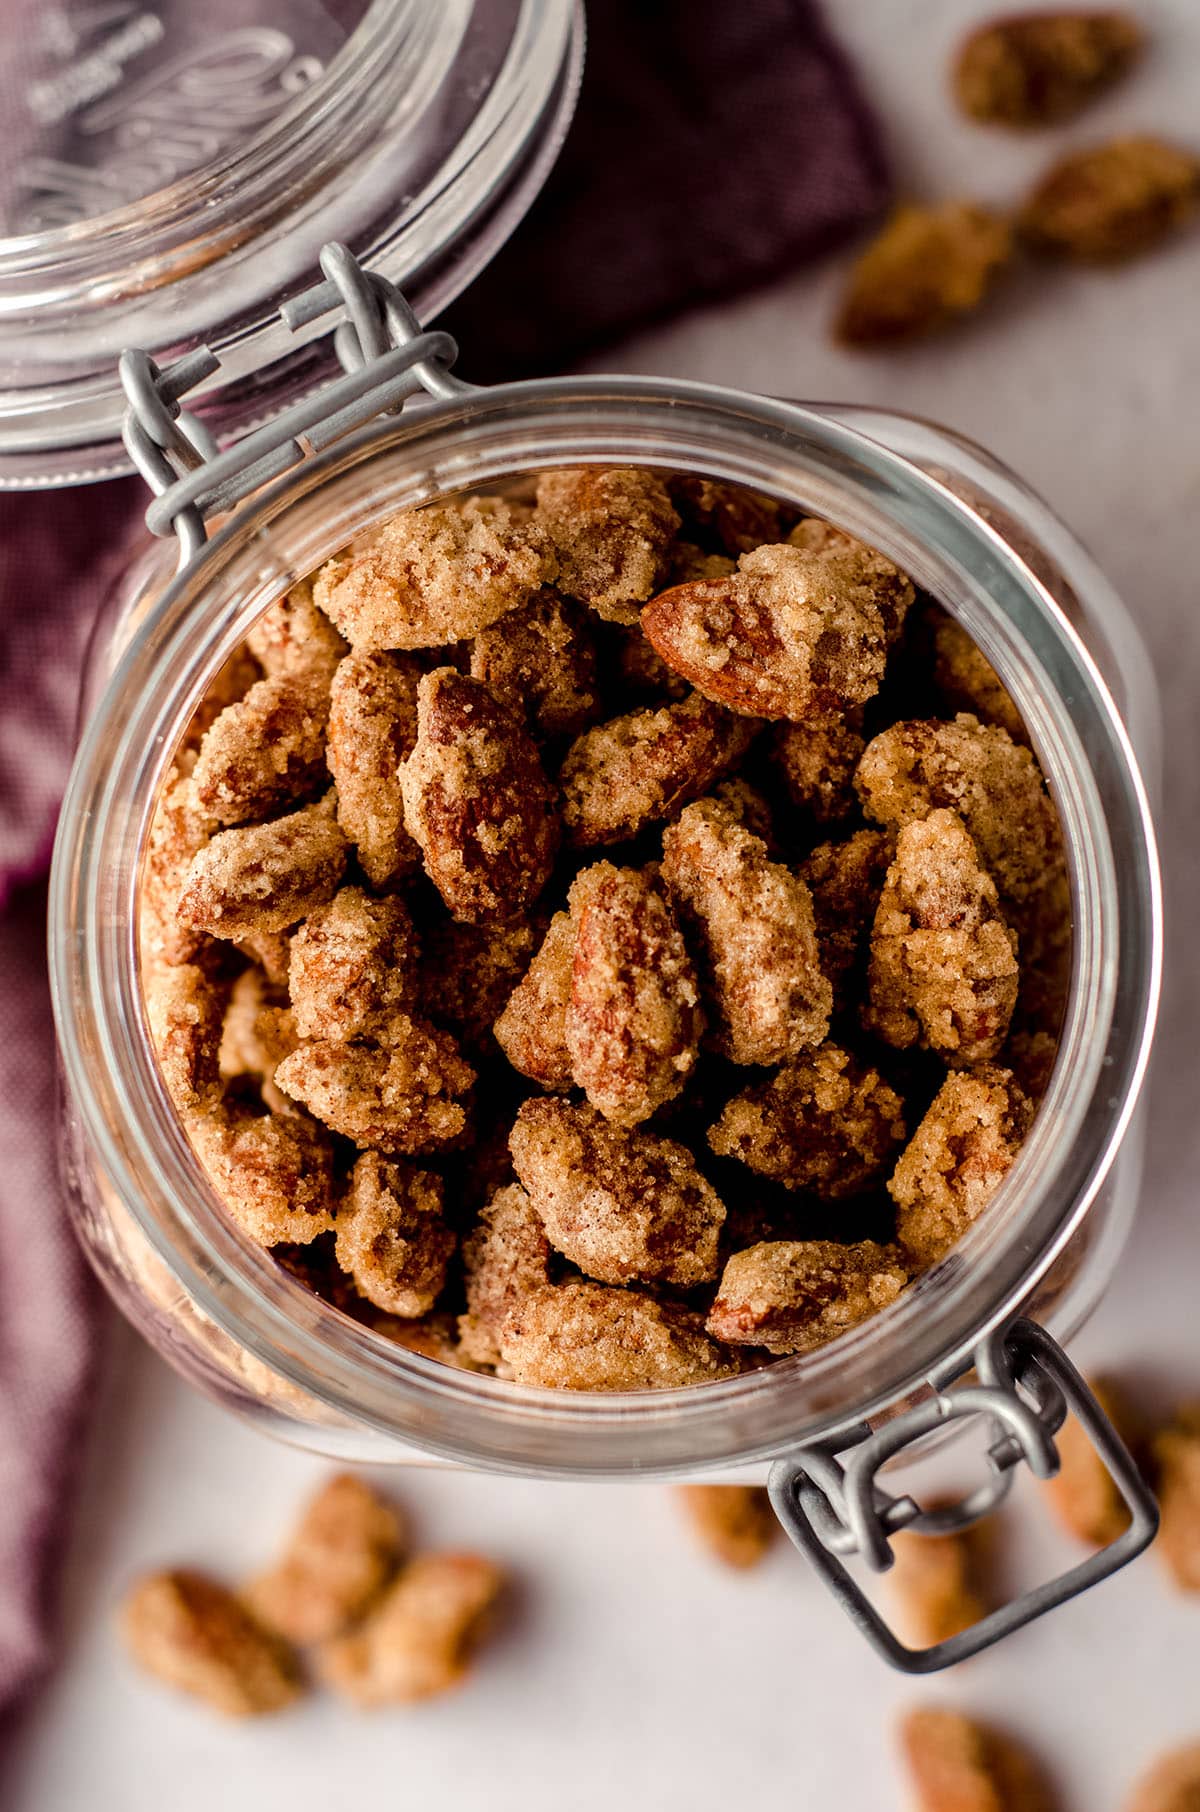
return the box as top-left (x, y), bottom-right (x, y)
top-left (119, 241), bottom-right (475, 571)
top-left (769, 1317), bottom-right (1158, 1672)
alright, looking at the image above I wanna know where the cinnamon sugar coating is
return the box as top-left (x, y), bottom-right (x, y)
top-left (709, 1043), bottom-right (906, 1200)
top-left (932, 613), bottom-right (1025, 741)
top-left (834, 203), bottom-right (1013, 347)
top-left (772, 713), bottom-right (864, 824)
top-left (325, 650), bottom-right (422, 886)
top-left (707, 1239), bottom-right (908, 1355)
top-left (314, 496), bottom-right (553, 651)
top-left (458, 1183), bottom-right (554, 1369)
top-left (247, 580), bottom-right (347, 679)
top-left (177, 796), bottom-right (348, 939)
top-left (183, 646), bottom-right (263, 749)
top-left (399, 669), bottom-right (559, 924)
top-left (560, 692), bottom-right (756, 847)
top-left (954, 11), bottom-right (1143, 127)
top-left (288, 887), bottom-right (419, 1042)
top-left (497, 1281), bottom-right (735, 1391)
top-left (897, 1708), bottom-right (1058, 1812)
top-left (662, 798), bottom-right (831, 1066)
top-left (642, 540), bottom-right (899, 720)
top-left (667, 475), bottom-right (782, 555)
top-left (320, 1551), bottom-right (506, 1706)
top-left (120, 1570), bottom-right (303, 1717)
top-left (867, 809), bottom-right (1019, 1065)
top-left (535, 467), bottom-right (679, 624)
top-left (889, 1064), bottom-right (1034, 1268)
top-left (856, 714), bottom-right (1062, 909)
top-left (274, 1018), bottom-right (473, 1155)
top-left (674, 1485), bottom-right (777, 1569)
top-left (189, 1104), bottom-right (336, 1245)
top-left (1153, 1404), bottom-right (1200, 1592)
top-left (800, 828), bottom-right (895, 1003)
top-left (469, 589), bottom-right (600, 738)
top-left (334, 1151), bottom-right (454, 1317)
top-left (510, 1098), bottom-right (725, 1288)
top-left (246, 1474), bottom-right (406, 1646)
top-left (191, 667), bottom-right (331, 824)
top-left (786, 518), bottom-right (915, 643)
top-left (423, 915), bottom-right (544, 1054)
top-left (565, 861), bottom-right (703, 1125)
top-left (493, 910), bottom-right (576, 1088)
top-left (1019, 136), bottom-right (1200, 263)
top-left (146, 961), bottom-right (227, 1113)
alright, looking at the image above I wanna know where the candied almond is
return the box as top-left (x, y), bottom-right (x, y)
top-left (458, 1183), bottom-right (554, 1369)
top-left (493, 910), bottom-right (576, 1088)
top-left (772, 714), bottom-right (864, 824)
top-left (834, 203), bottom-right (1013, 348)
top-left (325, 650), bottom-right (422, 886)
top-left (662, 797), bottom-right (831, 1067)
top-left (856, 714), bottom-right (1062, 909)
top-left (191, 667), bottom-right (331, 825)
top-left (954, 11), bottom-right (1143, 127)
top-left (674, 1485), bottom-right (777, 1570)
top-left (565, 861), bottom-right (703, 1125)
top-left (1152, 1404), bottom-right (1200, 1592)
top-left (469, 589), bottom-right (601, 739)
top-left (932, 613), bottom-right (1025, 742)
top-left (146, 961), bottom-right (227, 1113)
top-left (320, 1551), bottom-right (506, 1705)
top-left (274, 1018), bottom-right (474, 1156)
top-left (189, 1104), bottom-right (336, 1246)
top-left (560, 692), bottom-right (757, 847)
top-left (314, 496), bottom-right (553, 651)
top-left (245, 1474), bottom-right (407, 1646)
top-left (1125, 1743), bottom-right (1200, 1812)
top-left (706, 1239), bottom-right (908, 1355)
top-left (119, 1569), bottom-right (303, 1717)
top-left (888, 1518), bottom-right (991, 1651)
top-left (897, 1707), bottom-right (1059, 1812)
top-left (288, 887), bottom-right (419, 1042)
top-left (176, 796), bottom-right (348, 939)
top-left (866, 809), bottom-right (1019, 1065)
top-left (800, 827), bottom-right (895, 1003)
top-left (1042, 1374), bottom-right (1136, 1546)
top-left (1020, 136), bottom-right (1200, 262)
top-left (422, 915), bottom-right (544, 1054)
top-left (535, 466), bottom-right (679, 624)
top-left (889, 1065), bottom-right (1034, 1269)
top-left (708, 1042), bottom-right (905, 1200)
top-left (641, 541), bottom-right (893, 721)
top-left (335, 1151), bottom-right (453, 1318)
top-left (666, 474), bottom-right (782, 555)
top-left (498, 1281), bottom-right (735, 1391)
top-left (510, 1098), bottom-right (725, 1289)
top-left (399, 668), bottom-right (559, 924)
top-left (246, 581), bottom-right (346, 679)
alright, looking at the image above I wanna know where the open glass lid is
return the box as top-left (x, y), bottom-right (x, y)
top-left (0, 0), bottom-right (582, 487)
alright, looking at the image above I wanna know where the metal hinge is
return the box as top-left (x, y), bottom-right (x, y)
top-left (768, 1317), bottom-right (1158, 1672)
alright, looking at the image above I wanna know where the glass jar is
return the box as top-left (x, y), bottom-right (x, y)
top-left (50, 354), bottom-right (1161, 1507)
top-left (0, 0), bottom-right (583, 486)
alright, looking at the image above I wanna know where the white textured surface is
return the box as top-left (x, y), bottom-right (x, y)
top-left (9, 2), bottom-right (1200, 1805)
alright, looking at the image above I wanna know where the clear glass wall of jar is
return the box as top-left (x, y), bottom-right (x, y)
top-left (49, 379), bottom-right (1161, 1477)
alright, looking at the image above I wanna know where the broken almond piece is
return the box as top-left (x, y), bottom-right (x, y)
top-left (889, 1065), bottom-right (1034, 1270)
top-left (1042, 1374), bottom-right (1136, 1546)
top-left (1020, 136), bottom-right (1200, 263)
top-left (1152, 1404), bottom-right (1200, 1592)
top-left (314, 496), bottom-right (553, 650)
top-left (324, 650), bottom-right (422, 886)
top-left (498, 1281), bottom-right (735, 1390)
top-left (535, 466), bottom-right (679, 624)
top-left (642, 541), bottom-right (894, 720)
top-left (565, 861), bottom-right (703, 1125)
top-left (662, 797), bottom-right (831, 1066)
top-left (119, 1570), bottom-right (303, 1717)
top-left (335, 1152), bottom-right (454, 1318)
top-left (288, 887), bottom-right (419, 1042)
top-left (954, 11), bottom-right (1143, 127)
top-left (674, 1485), bottom-right (777, 1569)
top-left (176, 796), bottom-right (348, 939)
top-left (867, 809), bottom-right (1019, 1066)
top-left (274, 1018), bottom-right (474, 1155)
top-left (399, 669), bottom-right (559, 924)
top-left (835, 203), bottom-right (1013, 347)
top-left (245, 1474), bottom-right (407, 1646)
top-left (458, 1183), bottom-right (554, 1370)
top-left (320, 1552), bottom-right (506, 1705)
top-left (510, 1098), bottom-right (725, 1289)
top-left (560, 692), bottom-right (757, 847)
top-left (898, 1707), bottom-right (1058, 1812)
top-left (493, 910), bottom-right (576, 1088)
top-left (708, 1042), bottom-right (905, 1200)
top-left (707, 1239), bottom-right (908, 1355)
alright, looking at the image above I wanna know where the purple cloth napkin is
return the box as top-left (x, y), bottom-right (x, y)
top-left (0, 0), bottom-right (889, 1726)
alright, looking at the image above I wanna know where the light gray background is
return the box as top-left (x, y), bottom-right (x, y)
top-left (9, 2), bottom-right (1200, 1805)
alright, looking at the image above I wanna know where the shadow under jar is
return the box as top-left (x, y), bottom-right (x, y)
top-left (49, 349), bottom-right (1162, 1665)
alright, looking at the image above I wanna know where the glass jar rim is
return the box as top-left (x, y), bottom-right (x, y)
top-left (49, 375), bottom-right (1162, 1476)
top-left (0, 0), bottom-right (583, 487)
